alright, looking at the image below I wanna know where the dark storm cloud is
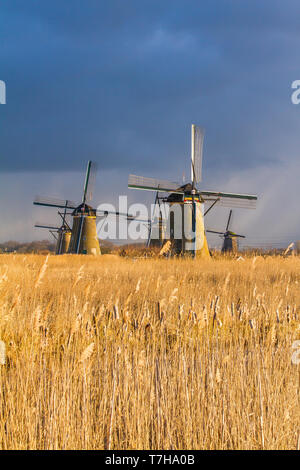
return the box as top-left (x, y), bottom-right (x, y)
top-left (1, 0), bottom-right (300, 174)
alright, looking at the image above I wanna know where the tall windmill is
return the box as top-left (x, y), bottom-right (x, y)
top-left (34, 161), bottom-right (136, 255)
top-left (128, 124), bottom-right (258, 257)
top-left (206, 210), bottom-right (245, 253)
top-left (67, 161), bottom-right (100, 255)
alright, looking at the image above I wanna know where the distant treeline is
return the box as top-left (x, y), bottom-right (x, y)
top-left (0, 239), bottom-right (116, 254)
top-left (0, 240), bottom-right (56, 254)
top-left (1, 240), bottom-right (298, 256)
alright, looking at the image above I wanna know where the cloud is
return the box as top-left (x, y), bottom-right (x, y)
top-left (1, 0), bottom-right (300, 174)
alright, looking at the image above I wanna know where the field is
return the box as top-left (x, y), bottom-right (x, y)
top-left (0, 253), bottom-right (299, 450)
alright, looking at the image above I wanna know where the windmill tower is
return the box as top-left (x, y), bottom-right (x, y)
top-left (206, 210), bottom-right (245, 253)
top-left (56, 228), bottom-right (72, 254)
top-left (128, 124), bottom-right (258, 257)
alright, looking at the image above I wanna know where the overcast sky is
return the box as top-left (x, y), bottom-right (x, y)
top-left (1, 0), bottom-right (300, 246)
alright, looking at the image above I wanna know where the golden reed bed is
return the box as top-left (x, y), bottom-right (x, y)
top-left (0, 253), bottom-right (299, 450)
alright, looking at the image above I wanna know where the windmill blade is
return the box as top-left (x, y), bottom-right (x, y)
top-left (34, 223), bottom-right (60, 230)
top-left (96, 209), bottom-right (135, 220)
top-left (82, 161), bottom-right (97, 204)
top-left (128, 174), bottom-right (183, 194)
top-left (128, 217), bottom-right (151, 223)
top-left (228, 232), bottom-right (246, 239)
top-left (226, 210), bottom-right (233, 231)
top-left (57, 211), bottom-right (72, 230)
top-left (49, 230), bottom-right (59, 241)
top-left (95, 213), bottom-right (108, 220)
top-left (34, 196), bottom-right (77, 210)
top-left (216, 198), bottom-right (256, 209)
top-left (191, 124), bottom-right (204, 185)
top-left (201, 190), bottom-right (257, 209)
top-left (96, 209), bottom-right (150, 223)
top-left (206, 229), bottom-right (225, 235)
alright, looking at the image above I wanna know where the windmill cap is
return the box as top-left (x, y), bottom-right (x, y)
top-left (72, 203), bottom-right (96, 216)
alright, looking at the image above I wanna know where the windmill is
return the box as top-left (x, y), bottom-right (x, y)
top-left (34, 161), bottom-right (137, 255)
top-left (34, 222), bottom-right (72, 254)
top-left (206, 210), bottom-right (245, 253)
top-left (34, 197), bottom-right (73, 254)
top-left (128, 124), bottom-right (258, 257)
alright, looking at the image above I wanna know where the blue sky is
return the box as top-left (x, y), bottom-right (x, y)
top-left (1, 1), bottom-right (300, 246)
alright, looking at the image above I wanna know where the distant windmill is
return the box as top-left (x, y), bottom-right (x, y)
top-left (34, 198), bottom-right (73, 254)
top-left (34, 222), bottom-right (72, 255)
top-left (128, 124), bottom-right (257, 257)
top-left (34, 161), bottom-right (136, 255)
top-left (206, 210), bottom-right (245, 253)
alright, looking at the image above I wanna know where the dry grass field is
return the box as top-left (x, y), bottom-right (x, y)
top-left (0, 253), bottom-right (299, 450)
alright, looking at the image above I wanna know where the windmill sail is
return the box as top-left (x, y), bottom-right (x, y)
top-left (96, 208), bottom-right (150, 223)
top-left (226, 210), bottom-right (233, 231)
top-left (34, 196), bottom-right (77, 210)
top-left (57, 211), bottom-right (71, 230)
top-left (200, 190), bottom-right (257, 209)
top-left (128, 174), bottom-right (183, 193)
top-left (206, 229), bottom-right (225, 235)
top-left (34, 223), bottom-right (60, 230)
top-left (206, 228), bottom-right (245, 238)
top-left (191, 124), bottom-right (204, 185)
top-left (83, 161), bottom-right (97, 203)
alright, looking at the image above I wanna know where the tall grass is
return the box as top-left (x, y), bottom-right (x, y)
top-left (0, 253), bottom-right (299, 449)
